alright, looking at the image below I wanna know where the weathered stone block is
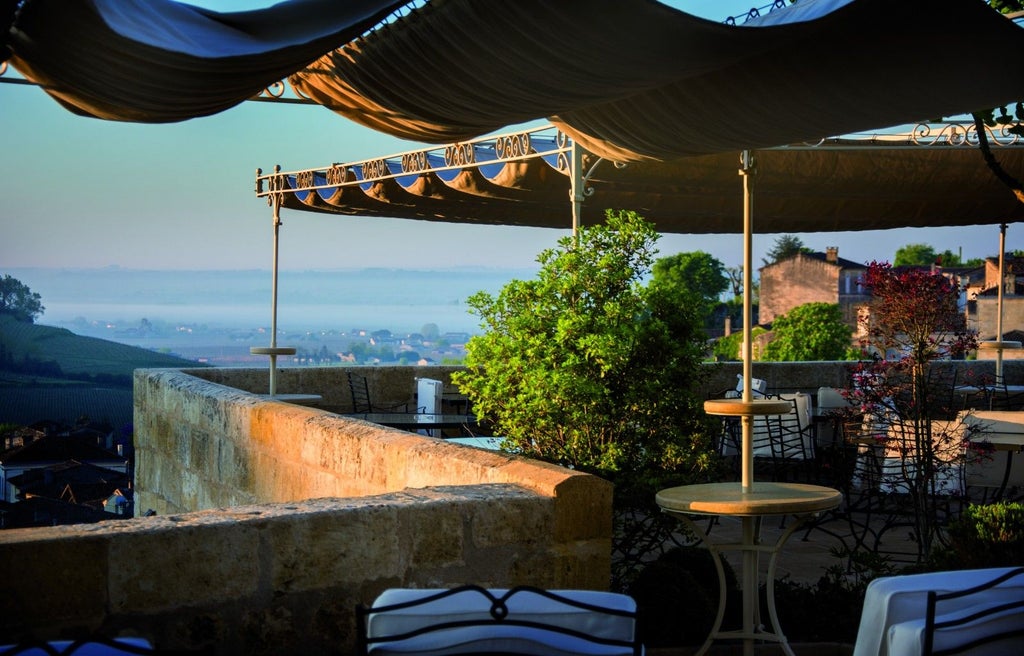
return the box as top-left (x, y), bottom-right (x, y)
top-left (107, 517), bottom-right (260, 613)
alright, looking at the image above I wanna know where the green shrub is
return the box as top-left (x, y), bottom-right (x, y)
top-left (772, 547), bottom-right (896, 644)
top-left (931, 501), bottom-right (1024, 569)
top-left (453, 210), bottom-right (718, 481)
top-left (712, 327), bottom-right (766, 361)
top-left (762, 302), bottom-right (854, 362)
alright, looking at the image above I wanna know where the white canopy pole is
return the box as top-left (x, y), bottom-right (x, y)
top-left (570, 140), bottom-right (584, 237)
top-left (269, 189), bottom-right (283, 393)
top-left (251, 165), bottom-right (296, 396)
top-left (740, 150), bottom-right (755, 493)
top-left (996, 223), bottom-right (1007, 380)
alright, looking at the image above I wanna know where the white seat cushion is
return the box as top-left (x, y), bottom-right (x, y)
top-left (887, 600), bottom-right (1024, 656)
top-left (365, 588), bottom-right (638, 656)
top-left (853, 568), bottom-right (1024, 656)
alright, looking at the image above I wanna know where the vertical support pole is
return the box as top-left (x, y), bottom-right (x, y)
top-left (251, 166), bottom-right (296, 397)
top-left (269, 181), bottom-right (283, 396)
top-left (570, 140), bottom-right (584, 238)
top-left (739, 150), bottom-right (755, 493)
top-left (739, 149), bottom-right (757, 656)
top-left (997, 223), bottom-right (1007, 381)
top-left (742, 516), bottom-right (758, 656)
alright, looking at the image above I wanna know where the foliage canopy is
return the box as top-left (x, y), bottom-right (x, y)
top-left (453, 210), bottom-right (718, 484)
top-left (762, 302), bottom-right (855, 361)
top-left (762, 234), bottom-right (811, 266)
top-left (893, 243), bottom-right (937, 267)
top-left (0, 275), bottom-right (44, 323)
top-left (649, 251), bottom-right (728, 334)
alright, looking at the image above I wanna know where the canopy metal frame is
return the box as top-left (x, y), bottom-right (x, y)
top-left (252, 120), bottom-right (1023, 398)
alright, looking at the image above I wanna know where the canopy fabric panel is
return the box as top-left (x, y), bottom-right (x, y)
top-left (289, 0), bottom-right (1024, 161)
top-left (7, 0), bottom-right (1024, 163)
top-left (270, 128), bottom-right (1024, 234)
top-left (5, 0), bottom-right (406, 122)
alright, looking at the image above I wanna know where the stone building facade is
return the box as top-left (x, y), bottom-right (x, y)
top-left (967, 254), bottom-right (1024, 341)
top-left (758, 247), bottom-right (869, 329)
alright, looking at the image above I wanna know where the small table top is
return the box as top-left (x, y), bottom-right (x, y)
top-left (344, 412), bottom-right (478, 429)
top-left (258, 393), bottom-right (323, 406)
top-left (656, 481), bottom-right (842, 517)
top-left (250, 346), bottom-right (297, 356)
top-left (704, 398), bottom-right (793, 416)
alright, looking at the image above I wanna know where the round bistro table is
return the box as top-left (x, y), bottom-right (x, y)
top-left (656, 481), bottom-right (842, 656)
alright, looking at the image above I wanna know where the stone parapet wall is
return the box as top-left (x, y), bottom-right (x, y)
top-left (1, 487), bottom-right (584, 654)
top-left (6, 361), bottom-right (1021, 653)
top-left (0, 366), bottom-right (611, 654)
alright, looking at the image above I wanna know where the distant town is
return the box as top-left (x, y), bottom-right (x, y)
top-left (64, 315), bottom-right (472, 368)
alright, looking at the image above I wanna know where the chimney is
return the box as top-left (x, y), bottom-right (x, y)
top-left (825, 247), bottom-right (838, 263)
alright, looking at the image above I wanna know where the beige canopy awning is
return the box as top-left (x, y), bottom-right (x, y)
top-left (288, 0), bottom-right (1024, 162)
top-left (7, 0), bottom-right (1024, 164)
top-left (263, 125), bottom-right (1024, 234)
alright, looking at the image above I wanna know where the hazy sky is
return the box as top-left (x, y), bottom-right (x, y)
top-left (2, 0), bottom-right (1019, 274)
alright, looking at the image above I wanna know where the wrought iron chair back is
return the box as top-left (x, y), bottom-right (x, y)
top-left (357, 584), bottom-right (643, 656)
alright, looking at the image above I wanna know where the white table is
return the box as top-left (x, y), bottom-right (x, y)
top-left (258, 393), bottom-right (323, 406)
top-left (964, 410), bottom-right (1024, 498)
top-left (656, 481), bottom-right (842, 656)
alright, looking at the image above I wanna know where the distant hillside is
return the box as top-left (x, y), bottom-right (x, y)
top-left (0, 314), bottom-right (201, 382)
top-left (1, 315), bottom-right (204, 428)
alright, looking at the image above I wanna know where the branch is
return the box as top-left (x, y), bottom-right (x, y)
top-left (972, 112), bottom-right (1024, 204)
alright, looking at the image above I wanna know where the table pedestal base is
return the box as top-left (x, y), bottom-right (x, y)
top-left (668, 512), bottom-right (812, 656)
top-left (656, 482), bottom-right (841, 656)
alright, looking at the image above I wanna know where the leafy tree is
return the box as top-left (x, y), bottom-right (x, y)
top-left (762, 303), bottom-right (855, 361)
top-left (453, 210), bottom-right (722, 590)
top-left (712, 326), bottom-right (767, 362)
top-left (893, 243), bottom-right (937, 267)
top-left (0, 274), bottom-right (44, 323)
top-left (724, 266), bottom-right (743, 298)
top-left (649, 251), bottom-right (728, 333)
top-left (453, 210), bottom-right (718, 481)
top-left (861, 261), bottom-right (975, 362)
top-left (936, 249), bottom-right (962, 267)
top-left (850, 261), bottom-right (979, 561)
top-left (420, 323), bottom-right (440, 340)
top-left (762, 234), bottom-right (811, 266)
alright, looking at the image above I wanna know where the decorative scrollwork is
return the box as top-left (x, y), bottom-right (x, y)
top-left (260, 80), bottom-right (287, 99)
top-left (910, 121), bottom-right (1019, 147)
top-left (556, 130), bottom-right (570, 149)
top-left (990, 123), bottom-right (1021, 146)
top-left (401, 150), bottom-right (428, 173)
top-left (325, 165), bottom-right (346, 185)
top-left (495, 132), bottom-right (531, 159)
top-left (912, 122), bottom-right (974, 147)
top-left (295, 170), bottom-right (315, 189)
top-left (556, 152), bottom-right (571, 173)
top-left (444, 143), bottom-right (475, 167)
top-left (266, 170), bottom-right (287, 206)
top-left (361, 158), bottom-right (390, 180)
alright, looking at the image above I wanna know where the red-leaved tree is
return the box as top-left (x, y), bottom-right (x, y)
top-left (846, 262), bottom-right (979, 561)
